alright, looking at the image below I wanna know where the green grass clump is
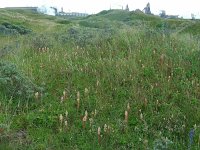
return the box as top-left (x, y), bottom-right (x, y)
top-left (0, 8), bottom-right (200, 149)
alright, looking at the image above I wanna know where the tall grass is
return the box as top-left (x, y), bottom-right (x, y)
top-left (0, 9), bottom-right (200, 149)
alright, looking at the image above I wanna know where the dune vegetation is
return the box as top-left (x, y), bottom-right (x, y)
top-left (0, 9), bottom-right (200, 149)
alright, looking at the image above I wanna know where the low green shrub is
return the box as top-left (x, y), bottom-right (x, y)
top-left (0, 61), bottom-right (43, 100)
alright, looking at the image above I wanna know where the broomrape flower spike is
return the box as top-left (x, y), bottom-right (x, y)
top-left (140, 113), bottom-right (143, 121)
top-left (65, 111), bottom-right (68, 118)
top-left (77, 91), bottom-right (80, 109)
top-left (35, 92), bottom-right (39, 100)
top-left (144, 98), bottom-right (148, 107)
top-left (84, 88), bottom-right (89, 95)
top-left (104, 124), bottom-right (107, 133)
top-left (82, 115), bottom-right (87, 129)
top-left (85, 110), bottom-right (88, 119)
top-left (98, 127), bottom-right (101, 144)
top-left (64, 121), bottom-right (68, 129)
top-left (59, 114), bottom-right (63, 124)
top-left (125, 110), bottom-right (128, 123)
top-left (94, 109), bottom-right (97, 117)
top-left (63, 90), bottom-right (67, 99)
top-left (89, 118), bottom-right (93, 127)
top-left (60, 96), bottom-right (64, 103)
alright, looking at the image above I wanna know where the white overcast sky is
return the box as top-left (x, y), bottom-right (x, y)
top-left (1, 0), bottom-right (200, 18)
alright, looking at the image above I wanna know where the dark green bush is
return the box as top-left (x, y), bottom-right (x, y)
top-left (0, 61), bottom-right (43, 100)
top-left (0, 22), bottom-right (32, 35)
top-left (0, 25), bottom-right (18, 35)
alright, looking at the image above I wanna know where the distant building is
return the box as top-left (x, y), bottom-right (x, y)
top-left (166, 15), bottom-right (179, 19)
top-left (58, 10), bottom-right (88, 17)
top-left (37, 5), bottom-right (57, 16)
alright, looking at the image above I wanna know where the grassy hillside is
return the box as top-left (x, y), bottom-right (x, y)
top-left (0, 9), bottom-right (200, 149)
